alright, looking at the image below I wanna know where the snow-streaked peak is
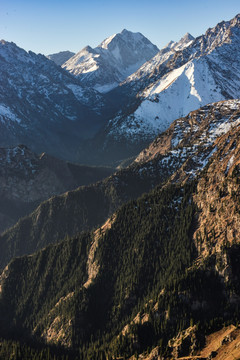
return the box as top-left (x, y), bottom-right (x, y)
top-left (174, 32), bottom-right (195, 51)
top-left (0, 39), bottom-right (36, 64)
top-left (163, 40), bottom-right (176, 50)
top-left (163, 33), bottom-right (195, 52)
top-left (124, 14), bottom-right (239, 89)
top-left (62, 29), bottom-right (159, 93)
top-left (99, 29), bottom-right (154, 51)
top-left (182, 32), bottom-right (194, 40)
top-left (125, 32), bottom-right (196, 85)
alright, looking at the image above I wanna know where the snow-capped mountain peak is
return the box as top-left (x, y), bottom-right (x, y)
top-left (175, 32), bottom-right (195, 50)
top-left (98, 29), bottom-right (150, 51)
top-left (62, 29), bottom-right (159, 93)
top-left (181, 32), bottom-right (195, 42)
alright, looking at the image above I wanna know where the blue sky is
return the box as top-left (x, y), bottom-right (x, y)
top-left (0, 0), bottom-right (239, 55)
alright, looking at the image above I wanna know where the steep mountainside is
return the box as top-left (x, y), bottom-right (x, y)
top-left (62, 29), bottom-right (159, 93)
top-left (0, 161), bottom-right (163, 271)
top-left (0, 99), bottom-right (238, 270)
top-left (47, 51), bottom-right (75, 66)
top-left (123, 14), bottom-right (239, 93)
top-left (0, 145), bottom-right (113, 233)
top-left (84, 14), bottom-right (240, 164)
top-left (137, 324), bottom-right (240, 360)
top-left (0, 99), bottom-right (239, 358)
top-left (0, 40), bottom-right (105, 161)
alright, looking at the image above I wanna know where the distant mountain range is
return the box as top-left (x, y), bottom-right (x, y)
top-left (47, 51), bottom-right (75, 66)
top-left (1, 15), bottom-right (239, 166)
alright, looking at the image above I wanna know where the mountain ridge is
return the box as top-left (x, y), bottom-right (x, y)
top-left (0, 101), bottom-right (239, 357)
top-left (82, 14), bottom-right (240, 165)
top-left (0, 99), bottom-right (239, 271)
top-left (0, 40), bottom-right (106, 161)
top-left (0, 144), bottom-right (113, 233)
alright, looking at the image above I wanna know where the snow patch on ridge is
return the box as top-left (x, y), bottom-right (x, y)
top-left (226, 155), bottom-right (235, 174)
top-left (0, 104), bottom-right (21, 124)
top-left (94, 82), bottom-right (119, 93)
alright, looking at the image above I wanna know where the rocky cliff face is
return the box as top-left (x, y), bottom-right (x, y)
top-left (193, 121), bottom-right (240, 259)
top-left (135, 325), bottom-right (240, 360)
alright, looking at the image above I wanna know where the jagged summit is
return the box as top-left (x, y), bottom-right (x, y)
top-left (182, 32), bottom-right (194, 40)
top-left (83, 45), bottom-right (95, 52)
top-left (0, 39), bottom-right (35, 63)
top-left (176, 32), bottom-right (195, 48)
top-left (98, 28), bottom-right (149, 50)
top-left (164, 32), bottom-right (195, 51)
top-left (62, 29), bottom-right (159, 93)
